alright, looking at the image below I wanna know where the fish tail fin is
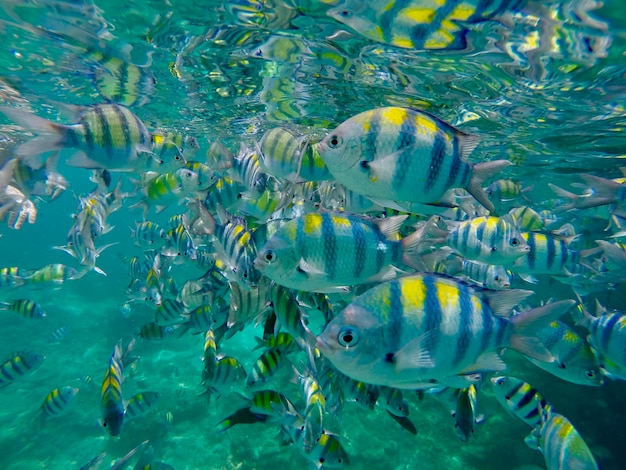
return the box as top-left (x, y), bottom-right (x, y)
top-left (548, 183), bottom-right (579, 211)
top-left (401, 216), bottom-right (448, 270)
top-left (0, 107), bottom-right (67, 169)
top-left (468, 160), bottom-right (512, 214)
top-left (509, 299), bottom-right (576, 362)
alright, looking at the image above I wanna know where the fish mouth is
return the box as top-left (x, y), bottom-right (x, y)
top-left (315, 335), bottom-right (335, 355)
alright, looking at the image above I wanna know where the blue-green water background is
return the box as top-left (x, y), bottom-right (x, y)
top-left (0, 0), bottom-right (625, 468)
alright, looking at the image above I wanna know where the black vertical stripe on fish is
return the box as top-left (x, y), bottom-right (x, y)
top-left (388, 280), bottom-right (403, 356)
top-left (505, 380), bottom-right (524, 403)
top-left (526, 232), bottom-right (536, 269)
top-left (560, 242), bottom-right (569, 269)
top-left (516, 386), bottom-right (538, 410)
top-left (480, 300), bottom-right (493, 353)
top-left (363, 111), bottom-right (381, 165)
top-left (600, 314), bottom-right (619, 352)
top-left (350, 216), bottom-right (366, 279)
top-left (475, 220), bottom-right (485, 256)
top-left (391, 113), bottom-right (416, 190)
top-left (460, 221), bottom-right (471, 255)
top-left (112, 104), bottom-right (132, 155)
top-left (321, 213), bottom-right (337, 281)
top-left (445, 136), bottom-right (462, 189)
top-left (94, 105), bottom-right (113, 160)
top-left (459, 163), bottom-right (472, 188)
top-left (546, 235), bottom-right (556, 270)
top-left (83, 110), bottom-right (96, 152)
top-left (423, 276), bottom-right (442, 353)
top-left (425, 131), bottom-right (446, 193)
top-left (452, 283), bottom-right (473, 368)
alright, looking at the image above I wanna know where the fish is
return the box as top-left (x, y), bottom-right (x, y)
top-left (100, 340), bottom-right (126, 437)
top-left (490, 376), bottom-right (548, 428)
top-left (0, 298), bottom-right (46, 318)
top-left (317, 273), bottom-right (575, 388)
top-left (444, 257), bottom-right (512, 290)
top-left (446, 216), bottom-right (530, 265)
top-left (0, 103), bottom-right (153, 171)
top-left (327, 0), bottom-right (522, 50)
top-left (124, 391), bottom-right (161, 420)
top-left (453, 385), bottom-right (478, 443)
top-left (246, 347), bottom-right (287, 388)
top-left (255, 212), bottom-right (443, 293)
top-left (316, 107), bottom-right (511, 212)
top-left (0, 351), bottom-right (45, 389)
top-left (525, 405), bottom-right (599, 470)
top-left (529, 320), bottom-right (603, 386)
top-left (131, 221), bottom-right (169, 249)
top-left (574, 303), bottom-right (626, 380)
top-left (41, 386), bottom-right (79, 418)
top-left (509, 232), bottom-right (580, 276)
top-left (258, 127), bottom-right (307, 182)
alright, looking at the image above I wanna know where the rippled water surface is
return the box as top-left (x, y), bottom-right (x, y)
top-left (0, 1), bottom-right (625, 469)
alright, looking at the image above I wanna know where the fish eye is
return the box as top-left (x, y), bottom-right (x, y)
top-left (586, 370), bottom-right (596, 378)
top-left (263, 250), bottom-right (276, 263)
top-left (493, 275), bottom-right (500, 281)
top-left (511, 238), bottom-right (519, 246)
top-left (175, 154), bottom-right (182, 161)
top-left (338, 327), bottom-right (358, 347)
top-left (494, 378), bottom-right (504, 386)
top-left (328, 135), bottom-right (342, 149)
top-left (338, 10), bottom-right (350, 18)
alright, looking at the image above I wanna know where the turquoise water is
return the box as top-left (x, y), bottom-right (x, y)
top-left (0, 0), bottom-right (625, 468)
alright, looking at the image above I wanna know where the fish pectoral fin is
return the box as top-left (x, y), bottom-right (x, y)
top-left (66, 151), bottom-right (104, 169)
top-left (296, 258), bottom-right (326, 277)
top-left (364, 150), bottom-right (404, 182)
top-left (458, 352), bottom-right (506, 375)
top-left (393, 332), bottom-right (434, 371)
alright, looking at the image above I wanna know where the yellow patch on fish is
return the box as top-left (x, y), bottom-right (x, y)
top-left (380, 107), bottom-right (409, 128)
top-left (414, 114), bottom-right (439, 136)
top-left (435, 281), bottom-right (459, 313)
top-left (304, 213), bottom-right (323, 235)
top-left (400, 277), bottom-right (427, 312)
top-left (449, 4), bottom-right (476, 21)
top-left (400, 7), bottom-right (436, 24)
top-left (330, 215), bottom-right (352, 228)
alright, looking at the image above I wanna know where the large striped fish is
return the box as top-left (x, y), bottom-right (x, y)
top-left (0, 103), bottom-right (152, 171)
top-left (316, 107), bottom-right (510, 213)
top-left (316, 273), bottom-right (575, 388)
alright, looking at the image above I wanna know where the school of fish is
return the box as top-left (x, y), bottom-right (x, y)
top-left (0, 0), bottom-right (622, 469)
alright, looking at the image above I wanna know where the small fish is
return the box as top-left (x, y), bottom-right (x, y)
top-left (509, 232), bottom-right (580, 276)
top-left (376, 386), bottom-right (409, 418)
top-left (454, 385), bottom-right (478, 443)
top-left (490, 376), bottom-right (548, 428)
top-left (288, 428), bottom-right (350, 469)
top-left (317, 273), bottom-right (575, 388)
top-left (525, 405), bottom-right (599, 470)
top-left (138, 322), bottom-right (183, 341)
top-left (0, 351), bottom-right (45, 388)
top-left (0, 266), bottom-right (26, 289)
top-left (0, 103), bottom-right (153, 171)
top-left (101, 340), bottom-right (126, 436)
top-left (0, 299), bottom-right (46, 318)
top-left (246, 346), bottom-right (286, 388)
top-left (124, 391), bottom-right (161, 420)
top-left (317, 107), bottom-right (511, 212)
top-left (445, 257), bottom-right (512, 290)
top-left (202, 356), bottom-right (247, 398)
top-left (131, 221), bottom-right (169, 249)
top-left (446, 216), bottom-right (530, 265)
top-left (41, 386), bottom-right (79, 418)
top-left (258, 127), bottom-right (307, 182)
top-left (256, 212), bottom-right (443, 293)
top-left (529, 320), bottom-right (603, 386)
top-left (574, 303), bottom-right (626, 380)
top-left (154, 299), bottom-right (187, 325)
top-left (48, 325), bottom-right (70, 342)
top-left (24, 263), bottom-right (85, 285)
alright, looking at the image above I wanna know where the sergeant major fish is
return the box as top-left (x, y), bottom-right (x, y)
top-left (316, 107), bottom-right (510, 213)
top-left (0, 103), bottom-right (153, 172)
top-left (317, 273), bottom-right (575, 388)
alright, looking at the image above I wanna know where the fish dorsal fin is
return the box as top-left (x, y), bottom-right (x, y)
top-left (457, 134), bottom-right (481, 160)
